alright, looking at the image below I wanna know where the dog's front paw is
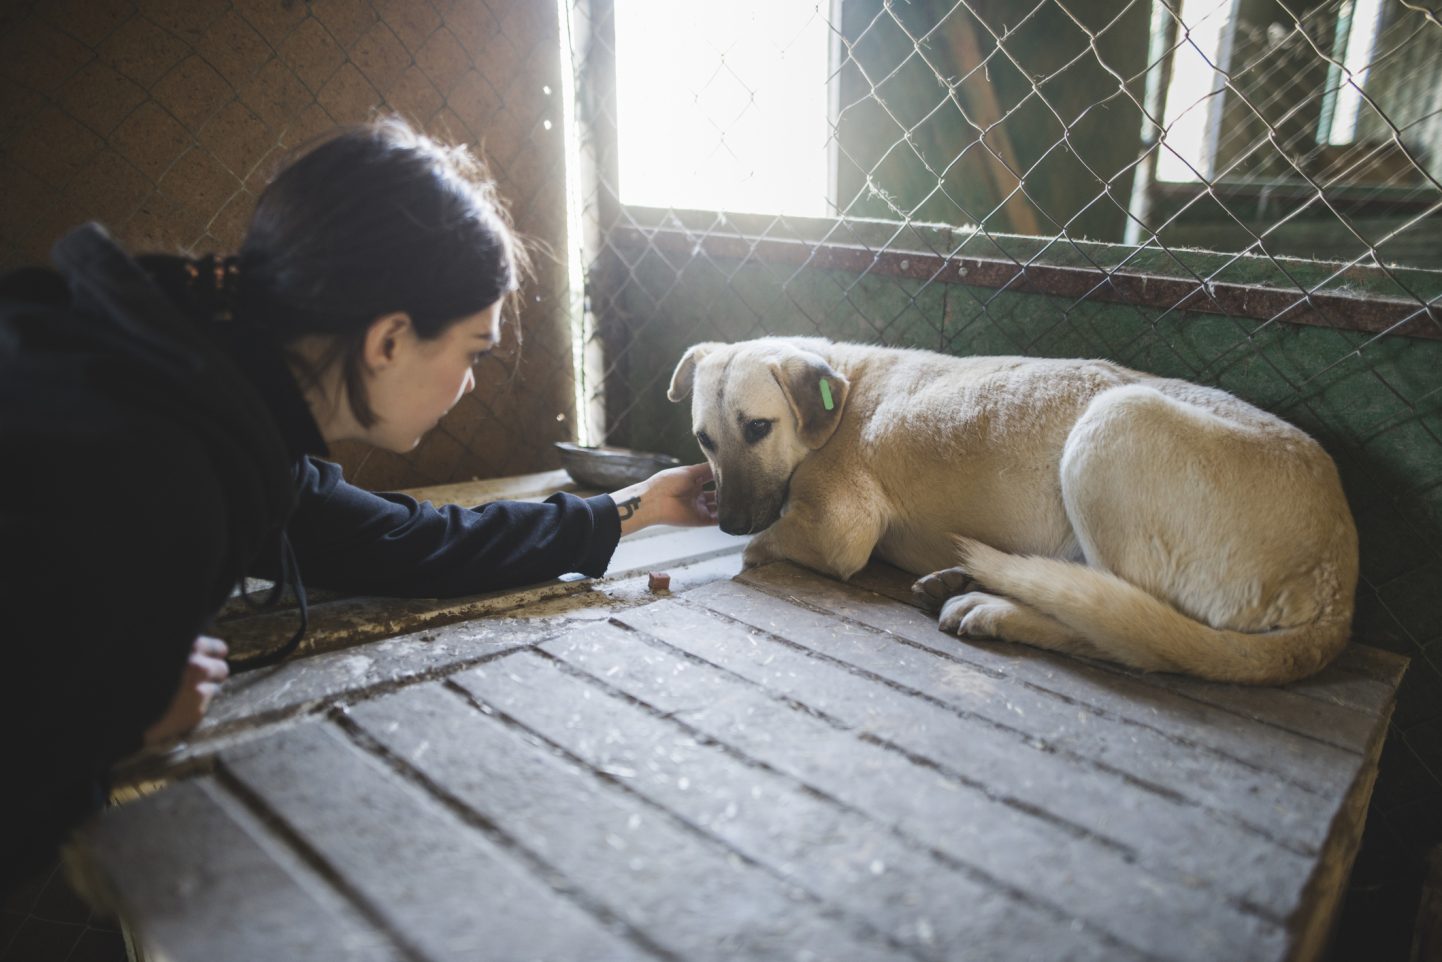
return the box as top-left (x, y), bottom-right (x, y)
top-left (742, 535), bottom-right (780, 570)
top-left (912, 565), bottom-right (976, 612)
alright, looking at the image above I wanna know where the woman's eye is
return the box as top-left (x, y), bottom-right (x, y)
top-left (743, 419), bottom-right (772, 444)
top-left (696, 430), bottom-right (715, 451)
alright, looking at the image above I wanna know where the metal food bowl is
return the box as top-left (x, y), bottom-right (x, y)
top-left (554, 442), bottom-right (682, 490)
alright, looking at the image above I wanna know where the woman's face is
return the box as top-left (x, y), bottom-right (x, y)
top-left (364, 300), bottom-right (502, 452)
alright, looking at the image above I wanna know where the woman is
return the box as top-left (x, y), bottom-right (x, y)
top-left (0, 116), bottom-right (715, 889)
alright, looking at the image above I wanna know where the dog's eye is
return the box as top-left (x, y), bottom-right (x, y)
top-left (743, 419), bottom-right (772, 444)
top-left (696, 430), bottom-right (715, 452)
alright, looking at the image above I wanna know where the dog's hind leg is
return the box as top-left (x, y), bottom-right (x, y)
top-left (1060, 383), bottom-right (1354, 635)
top-left (918, 385), bottom-right (1353, 682)
top-left (947, 532), bottom-right (1349, 683)
top-left (915, 564), bottom-right (1107, 659)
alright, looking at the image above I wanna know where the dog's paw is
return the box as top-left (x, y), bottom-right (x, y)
top-left (937, 591), bottom-right (1015, 638)
top-left (741, 537), bottom-right (777, 570)
top-left (912, 565), bottom-right (976, 612)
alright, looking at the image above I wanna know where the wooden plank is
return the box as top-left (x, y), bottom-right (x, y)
top-left (398, 469), bottom-right (582, 505)
top-left (935, 7), bottom-right (1042, 236)
top-left (450, 647), bottom-right (1143, 962)
top-left (347, 682), bottom-right (910, 962)
top-left (531, 625), bottom-right (1290, 962)
top-left (585, 552), bottom-right (743, 604)
top-left (204, 555), bottom-right (739, 732)
top-left (117, 556), bottom-right (749, 790)
top-left (73, 779), bottom-right (400, 962)
top-left (220, 579), bottom-right (588, 660)
top-left (1285, 755), bottom-right (1384, 962)
top-left (1326, 644), bottom-right (1411, 687)
top-left (216, 582), bottom-right (346, 622)
top-left (741, 563), bottom-right (1369, 797)
top-left (1136, 671), bottom-right (1381, 754)
top-left (703, 574), bottom-right (1352, 850)
top-left (607, 525), bottom-right (747, 574)
top-left (218, 722), bottom-right (651, 962)
top-left (112, 631), bottom-right (539, 791)
top-left (1279, 661), bottom-right (1407, 717)
top-left (221, 529), bottom-right (744, 661)
top-left (614, 597), bottom-right (1319, 921)
top-left (199, 624), bottom-right (530, 736)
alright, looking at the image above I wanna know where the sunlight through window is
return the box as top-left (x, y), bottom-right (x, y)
top-left (1156, 0), bottom-right (1235, 182)
top-left (1327, 0), bottom-right (1383, 145)
top-left (614, 0), bottom-right (832, 216)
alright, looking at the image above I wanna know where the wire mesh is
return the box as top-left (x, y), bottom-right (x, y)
top-left (566, 0), bottom-right (1442, 953)
top-left (1, 0), bottom-right (1438, 953)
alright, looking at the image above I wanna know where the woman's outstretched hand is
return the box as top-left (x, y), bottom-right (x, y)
top-left (610, 462), bottom-right (717, 536)
top-left (142, 635), bottom-right (229, 747)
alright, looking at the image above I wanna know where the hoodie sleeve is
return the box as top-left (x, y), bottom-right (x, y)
top-left (269, 457), bottom-right (622, 597)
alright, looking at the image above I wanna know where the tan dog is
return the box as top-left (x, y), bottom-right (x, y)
top-left (668, 337), bottom-right (1358, 684)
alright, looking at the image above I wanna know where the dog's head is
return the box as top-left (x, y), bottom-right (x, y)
top-left (668, 338), bottom-right (849, 535)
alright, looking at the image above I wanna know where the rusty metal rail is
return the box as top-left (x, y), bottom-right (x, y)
top-left (616, 225), bottom-right (1442, 341)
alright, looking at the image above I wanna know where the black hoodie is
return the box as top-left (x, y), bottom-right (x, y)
top-left (0, 224), bottom-right (620, 889)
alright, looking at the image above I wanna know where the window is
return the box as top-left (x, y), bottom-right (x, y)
top-left (1156, 0), bottom-right (1236, 182)
top-left (614, 0), bottom-right (832, 216)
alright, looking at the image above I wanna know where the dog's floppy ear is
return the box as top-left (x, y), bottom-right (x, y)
top-left (771, 349), bottom-right (849, 449)
top-left (667, 342), bottom-right (720, 402)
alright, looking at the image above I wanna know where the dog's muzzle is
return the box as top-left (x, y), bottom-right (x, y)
top-left (715, 479), bottom-right (785, 536)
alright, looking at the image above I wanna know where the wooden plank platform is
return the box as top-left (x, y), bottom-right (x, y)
top-left (69, 474), bottom-right (1407, 962)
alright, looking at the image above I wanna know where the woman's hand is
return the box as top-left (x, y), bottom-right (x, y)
top-left (142, 635), bottom-right (230, 747)
top-left (610, 462), bottom-right (717, 536)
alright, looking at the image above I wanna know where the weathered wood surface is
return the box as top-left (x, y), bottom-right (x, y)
top-left (79, 537), bottom-right (1404, 962)
top-left (400, 468), bottom-right (580, 506)
top-left (219, 524), bottom-right (746, 660)
top-left (219, 724), bottom-right (648, 962)
top-left (74, 780), bottom-right (399, 962)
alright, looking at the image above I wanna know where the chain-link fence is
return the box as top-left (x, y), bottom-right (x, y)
top-left (565, 0), bottom-right (1441, 956)
top-left (2, 0), bottom-right (1439, 955)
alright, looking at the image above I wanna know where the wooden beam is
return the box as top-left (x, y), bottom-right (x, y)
top-left (934, 4), bottom-right (1043, 235)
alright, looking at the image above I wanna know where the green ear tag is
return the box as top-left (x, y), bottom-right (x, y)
top-left (819, 377), bottom-right (835, 411)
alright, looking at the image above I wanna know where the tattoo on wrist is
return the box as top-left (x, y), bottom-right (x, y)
top-left (616, 496), bottom-right (641, 522)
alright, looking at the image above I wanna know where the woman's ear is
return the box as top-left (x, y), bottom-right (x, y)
top-left (363, 312), bottom-right (414, 370)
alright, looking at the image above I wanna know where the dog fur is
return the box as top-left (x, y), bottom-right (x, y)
top-left (668, 337), bottom-right (1358, 684)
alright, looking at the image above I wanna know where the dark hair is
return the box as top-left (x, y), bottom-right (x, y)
top-left (236, 115), bottom-right (527, 427)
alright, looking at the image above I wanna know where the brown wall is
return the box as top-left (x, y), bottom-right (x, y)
top-left (0, 0), bottom-right (575, 490)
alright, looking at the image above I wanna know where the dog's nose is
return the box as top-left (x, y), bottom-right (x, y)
top-left (718, 518), bottom-right (749, 536)
top-left (717, 503), bottom-right (755, 536)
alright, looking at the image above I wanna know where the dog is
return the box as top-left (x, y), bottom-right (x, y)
top-left (668, 337), bottom-right (1358, 684)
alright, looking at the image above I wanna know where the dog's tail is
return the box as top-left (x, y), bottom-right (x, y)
top-left (954, 537), bottom-right (1352, 685)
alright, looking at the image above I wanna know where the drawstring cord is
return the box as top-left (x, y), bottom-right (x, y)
top-left (227, 531), bottom-right (310, 672)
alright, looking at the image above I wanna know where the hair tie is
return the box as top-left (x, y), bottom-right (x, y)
top-left (183, 253), bottom-right (242, 323)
